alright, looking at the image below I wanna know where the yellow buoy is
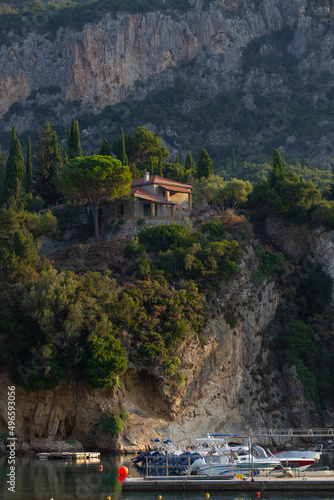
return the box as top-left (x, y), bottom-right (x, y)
top-left (206, 494), bottom-right (210, 499)
top-left (107, 497), bottom-right (111, 500)
top-left (158, 496), bottom-right (162, 500)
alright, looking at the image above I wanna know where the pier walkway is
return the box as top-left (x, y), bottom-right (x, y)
top-left (122, 475), bottom-right (334, 494)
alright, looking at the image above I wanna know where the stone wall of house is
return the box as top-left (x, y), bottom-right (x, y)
top-left (170, 192), bottom-right (191, 212)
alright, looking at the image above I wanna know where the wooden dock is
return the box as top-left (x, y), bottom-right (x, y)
top-left (122, 475), bottom-right (334, 494)
top-left (37, 452), bottom-right (100, 460)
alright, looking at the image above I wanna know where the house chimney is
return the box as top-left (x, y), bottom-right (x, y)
top-left (144, 172), bottom-right (150, 183)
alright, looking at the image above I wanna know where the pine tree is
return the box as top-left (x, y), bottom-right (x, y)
top-left (121, 128), bottom-right (128, 166)
top-left (185, 152), bottom-right (196, 176)
top-left (99, 137), bottom-right (111, 156)
top-left (196, 149), bottom-right (213, 179)
top-left (3, 126), bottom-right (25, 202)
top-left (158, 150), bottom-right (163, 177)
top-left (34, 123), bottom-right (61, 206)
top-left (67, 117), bottom-right (82, 160)
top-left (26, 137), bottom-right (33, 194)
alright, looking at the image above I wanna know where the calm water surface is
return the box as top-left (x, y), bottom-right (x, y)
top-left (1, 453), bottom-right (333, 500)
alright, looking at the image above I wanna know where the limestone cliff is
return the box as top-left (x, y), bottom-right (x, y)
top-left (1, 0), bottom-right (334, 162)
top-left (265, 215), bottom-right (334, 293)
top-left (0, 239), bottom-right (326, 453)
top-left (0, 0), bottom-right (305, 121)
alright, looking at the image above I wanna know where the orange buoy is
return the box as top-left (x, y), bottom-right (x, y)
top-left (99, 465), bottom-right (103, 471)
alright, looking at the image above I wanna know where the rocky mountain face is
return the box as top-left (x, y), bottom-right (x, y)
top-left (1, 0), bottom-right (334, 162)
top-left (0, 233), bottom-right (330, 453)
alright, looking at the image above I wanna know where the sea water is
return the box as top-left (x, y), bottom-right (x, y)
top-left (0, 454), bottom-right (333, 500)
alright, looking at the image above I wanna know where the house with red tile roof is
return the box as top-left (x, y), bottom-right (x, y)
top-left (112, 172), bottom-right (193, 221)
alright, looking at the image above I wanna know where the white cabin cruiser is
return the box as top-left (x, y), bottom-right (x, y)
top-left (230, 444), bottom-right (322, 472)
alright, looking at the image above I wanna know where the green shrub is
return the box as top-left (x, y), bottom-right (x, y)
top-left (138, 223), bottom-right (193, 253)
top-left (201, 221), bottom-right (226, 239)
top-left (252, 245), bottom-right (289, 282)
top-left (66, 439), bottom-right (77, 445)
top-left (102, 413), bottom-right (125, 436)
top-left (163, 356), bottom-right (181, 377)
top-left (124, 236), bottom-right (146, 258)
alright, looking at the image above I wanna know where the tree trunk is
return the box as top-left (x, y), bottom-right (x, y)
top-left (92, 200), bottom-right (99, 242)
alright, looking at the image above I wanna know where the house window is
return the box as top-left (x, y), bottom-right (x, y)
top-left (118, 204), bottom-right (124, 217)
top-left (162, 190), bottom-right (166, 198)
top-left (155, 204), bottom-right (158, 216)
top-left (143, 204), bottom-right (151, 217)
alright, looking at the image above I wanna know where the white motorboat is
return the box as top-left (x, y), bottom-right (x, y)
top-left (230, 443), bottom-right (322, 472)
top-left (190, 449), bottom-right (280, 476)
top-left (272, 449), bottom-right (322, 471)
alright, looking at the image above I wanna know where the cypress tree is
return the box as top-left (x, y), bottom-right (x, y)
top-left (3, 126), bottom-right (25, 202)
top-left (99, 137), bottom-right (111, 156)
top-left (26, 137), bottom-right (33, 194)
top-left (232, 147), bottom-right (236, 170)
top-left (158, 150), bottom-right (163, 177)
top-left (196, 149), bottom-right (213, 179)
top-left (185, 152), bottom-right (195, 176)
top-left (328, 163), bottom-right (334, 200)
top-left (0, 146), bottom-right (7, 203)
top-left (34, 123), bottom-right (61, 206)
top-left (269, 149), bottom-right (286, 187)
top-left (67, 117), bottom-right (82, 159)
top-left (149, 156), bottom-right (154, 174)
top-left (121, 128), bottom-right (128, 166)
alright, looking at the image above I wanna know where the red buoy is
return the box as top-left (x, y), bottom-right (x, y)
top-left (118, 466), bottom-right (128, 477)
top-left (256, 493), bottom-right (261, 498)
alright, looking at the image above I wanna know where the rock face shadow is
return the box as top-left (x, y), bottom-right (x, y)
top-left (121, 368), bottom-right (171, 419)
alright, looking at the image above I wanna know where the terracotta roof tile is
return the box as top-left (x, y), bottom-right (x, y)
top-left (131, 174), bottom-right (192, 190)
top-left (130, 187), bottom-right (175, 204)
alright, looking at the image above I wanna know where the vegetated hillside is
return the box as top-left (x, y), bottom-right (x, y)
top-left (1, 198), bottom-right (334, 449)
top-left (1, 0), bottom-right (334, 169)
top-left (0, 0), bottom-right (92, 15)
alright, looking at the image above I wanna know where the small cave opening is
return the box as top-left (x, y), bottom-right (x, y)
top-left (121, 368), bottom-right (170, 419)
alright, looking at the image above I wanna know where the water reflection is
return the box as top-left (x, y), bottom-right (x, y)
top-left (0, 454), bottom-right (333, 500)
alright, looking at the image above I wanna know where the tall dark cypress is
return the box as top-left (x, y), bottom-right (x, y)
top-left (196, 149), bottom-right (213, 179)
top-left (26, 137), bottom-right (33, 194)
top-left (3, 126), bottom-right (25, 202)
top-left (34, 123), bottom-right (61, 206)
top-left (121, 128), bottom-right (128, 166)
top-left (269, 149), bottom-right (286, 187)
top-left (99, 137), bottom-right (112, 156)
top-left (185, 152), bottom-right (196, 176)
top-left (158, 150), bottom-right (163, 177)
top-left (67, 117), bottom-right (82, 159)
top-left (0, 146), bottom-right (7, 204)
top-left (149, 156), bottom-right (154, 174)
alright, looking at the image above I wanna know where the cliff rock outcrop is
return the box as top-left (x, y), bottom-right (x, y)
top-left (265, 215), bottom-right (334, 296)
top-left (0, 0), bottom-right (306, 121)
top-left (0, 240), bottom-right (325, 452)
